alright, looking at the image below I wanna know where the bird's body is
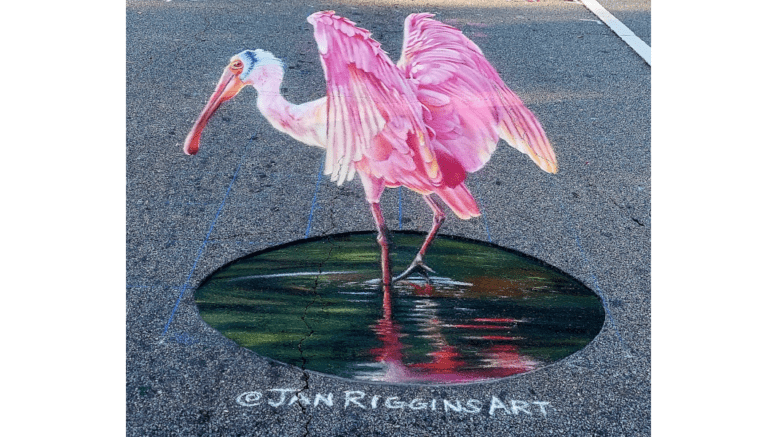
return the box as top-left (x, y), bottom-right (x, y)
top-left (184, 11), bottom-right (557, 287)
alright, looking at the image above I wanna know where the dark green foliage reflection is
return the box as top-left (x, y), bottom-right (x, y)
top-left (195, 232), bottom-right (605, 384)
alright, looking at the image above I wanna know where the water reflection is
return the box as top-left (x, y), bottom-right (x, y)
top-left (195, 232), bottom-right (606, 385)
top-left (353, 278), bottom-right (541, 384)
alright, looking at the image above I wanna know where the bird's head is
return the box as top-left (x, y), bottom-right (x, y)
top-left (184, 49), bottom-right (284, 155)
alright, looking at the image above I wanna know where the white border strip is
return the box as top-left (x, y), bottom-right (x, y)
top-left (579, 0), bottom-right (651, 66)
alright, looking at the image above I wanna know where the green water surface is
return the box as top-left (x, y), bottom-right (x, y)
top-left (195, 232), bottom-right (605, 384)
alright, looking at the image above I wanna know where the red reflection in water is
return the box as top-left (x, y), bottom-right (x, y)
top-left (368, 284), bottom-right (539, 384)
top-left (406, 282), bottom-right (435, 296)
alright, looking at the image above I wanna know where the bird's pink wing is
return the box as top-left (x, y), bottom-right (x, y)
top-left (398, 13), bottom-right (557, 174)
top-left (307, 11), bottom-right (440, 186)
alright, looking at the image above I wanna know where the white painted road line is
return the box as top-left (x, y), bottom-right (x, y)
top-left (579, 0), bottom-right (651, 66)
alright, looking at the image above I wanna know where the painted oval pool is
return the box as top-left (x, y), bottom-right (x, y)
top-left (195, 231), bottom-right (605, 385)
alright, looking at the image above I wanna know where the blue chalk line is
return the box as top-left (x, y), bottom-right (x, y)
top-left (305, 155), bottom-right (326, 238)
top-left (161, 130), bottom-right (258, 341)
top-left (551, 178), bottom-right (631, 356)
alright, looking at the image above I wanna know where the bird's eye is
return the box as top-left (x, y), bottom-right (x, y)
top-left (230, 60), bottom-right (243, 73)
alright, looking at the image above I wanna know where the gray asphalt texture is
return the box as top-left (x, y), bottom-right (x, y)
top-left (127, 0), bottom-right (650, 435)
top-left (597, 0), bottom-right (650, 45)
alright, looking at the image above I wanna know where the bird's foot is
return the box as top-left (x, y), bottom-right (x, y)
top-left (392, 255), bottom-right (436, 283)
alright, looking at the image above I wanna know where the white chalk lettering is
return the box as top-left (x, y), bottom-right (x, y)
top-left (465, 399), bottom-right (482, 414)
top-left (267, 389), bottom-right (296, 407)
top-left (314, 393), bottom-right (333, 407)
top-left (288, 392), bottom-right (312, 406)
top-left (444, 399), bottom-right (463, 413)
top-left (511, 400), bottom-right (532, 415)
top-left (533, 401), bottom-right (551, 417)
top-left (385, 397), bottom-right (405, 409)
top-left (236, 391), bottom-right (263, 407)
top-left (344, 391), bottom-right (367, 409)
top-left (489, 396), bottom-right (511, 416)
top-left (234, 387), bottom-right (552, 418)
top-left (408, 399), bottom-right (427, 410)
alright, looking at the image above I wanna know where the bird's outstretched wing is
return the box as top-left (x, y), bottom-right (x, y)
top-left (398, 13), bottom-right (557, 174)
top-left (307, 11), bottom-right (440, 186)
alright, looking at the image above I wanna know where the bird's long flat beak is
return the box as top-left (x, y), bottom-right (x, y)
top-left (183, 68), bottom-right (245, 155)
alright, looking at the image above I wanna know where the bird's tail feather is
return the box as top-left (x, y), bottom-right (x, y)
top-left (435, 184), bottom-right (481, 220)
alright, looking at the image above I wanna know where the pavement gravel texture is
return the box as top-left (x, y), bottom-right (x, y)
top-left (595, 0), bottom-right (650, 45)
top-left (127, 0), bottom-right (650, 435)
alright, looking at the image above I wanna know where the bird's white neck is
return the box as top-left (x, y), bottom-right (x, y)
top-left (252, 75), bottom-right (326, 149)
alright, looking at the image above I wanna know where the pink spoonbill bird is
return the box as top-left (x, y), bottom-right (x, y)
top-left (184, 11), bottom-right (557, 287)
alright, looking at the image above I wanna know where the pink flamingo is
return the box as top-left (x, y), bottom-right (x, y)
top-left (184, 11), bottom-right (557, 287)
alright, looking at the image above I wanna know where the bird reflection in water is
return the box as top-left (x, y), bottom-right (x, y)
top-left (194, 234), bottom-right (605, 384)
top-left (359, 279), bottom-right (541, 384)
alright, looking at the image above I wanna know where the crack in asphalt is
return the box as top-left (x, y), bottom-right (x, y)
top-left (295, 238), bottom-right (335, 436)
top-left (610, 197), bottom-right (647, 228)
top-left (293, 181), bottom-right (349, 435)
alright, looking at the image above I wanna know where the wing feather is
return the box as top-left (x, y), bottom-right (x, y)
top-left (307, 11), bottom-right (440, 185)
top-left (399, 13), bottom-right (557, 174)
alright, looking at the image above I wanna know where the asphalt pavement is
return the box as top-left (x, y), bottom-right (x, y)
top-left (127, 0), bottom-right (651, 435)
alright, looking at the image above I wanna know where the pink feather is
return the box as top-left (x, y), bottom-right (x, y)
top-left (399, 13), bottom-right (558, 175)
top-left (308, 11), bottom-right (557, 219)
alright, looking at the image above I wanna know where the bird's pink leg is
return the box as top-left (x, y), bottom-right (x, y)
top-left (369, 202), bottom-right (393, 288)
top-left (393, 195), bottom-right (446, 282)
